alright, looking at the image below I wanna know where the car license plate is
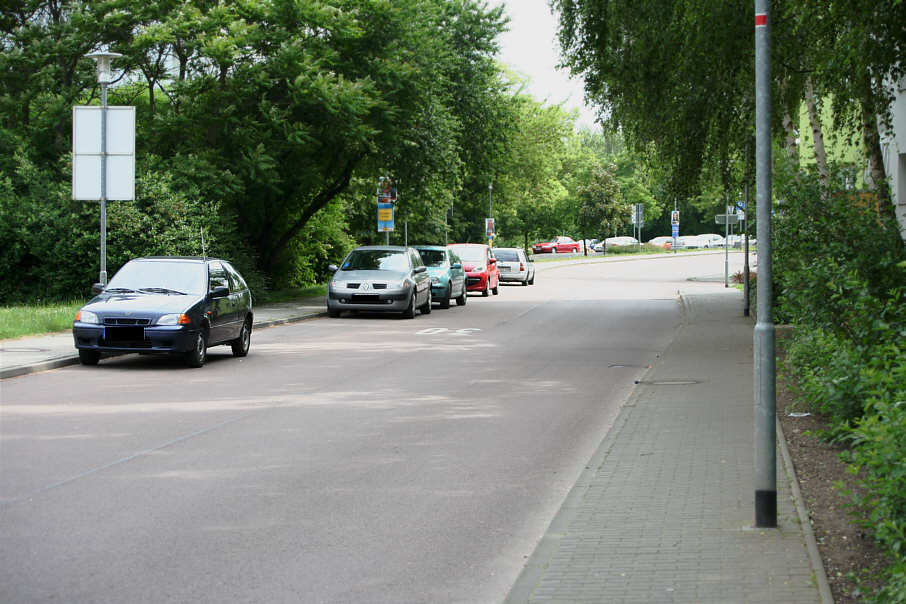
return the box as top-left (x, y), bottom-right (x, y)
top-left (105, 326), bottom-right (145, 341)
top-left (499, 266), bottom-right (510, 271)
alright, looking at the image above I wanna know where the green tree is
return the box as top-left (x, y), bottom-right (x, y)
top-left (576, 161), bottom-right (627, 241)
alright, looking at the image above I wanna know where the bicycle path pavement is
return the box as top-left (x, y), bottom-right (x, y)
top-left (504, 288), bottom-right (830, 603)
top-left (1, 271), bottom-right (829, 603)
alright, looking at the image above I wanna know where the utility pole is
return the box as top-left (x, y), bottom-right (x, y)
top-left (754, 0), bottom-right (777, 528)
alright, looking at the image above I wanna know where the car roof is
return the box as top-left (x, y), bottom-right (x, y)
top-left (132, 256), bottom-right (211, 263)
top-left (350, 245), bottom-right (409, 251)
top-left (448, 243), bottom-right (487, 247)
top-left (413, 245), bottom-right (446, 250)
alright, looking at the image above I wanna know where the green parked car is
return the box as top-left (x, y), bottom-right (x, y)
top-left (414, 245), bottom-right (467, 309)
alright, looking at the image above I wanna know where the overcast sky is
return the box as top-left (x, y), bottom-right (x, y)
top-left (493, 0), bottom-right (599, 129)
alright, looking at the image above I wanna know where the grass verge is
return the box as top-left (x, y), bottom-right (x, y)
top-left (254, 284), bottom-right (327, 304)
top-left (0, 301), bottom-right (85, 340)
top-left (0, 284), bottom-right (328, 340)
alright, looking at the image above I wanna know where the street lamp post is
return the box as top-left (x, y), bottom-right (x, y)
top-left (85, 50), bottom-right (121, 286)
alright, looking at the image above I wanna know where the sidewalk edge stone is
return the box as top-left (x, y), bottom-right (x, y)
top-left (777, 416), bottom-right (835, 603)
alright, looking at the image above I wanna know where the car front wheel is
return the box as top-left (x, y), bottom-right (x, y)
top-left (439, 284), bottom-right (451, 309)
top-left (185, 330), bottom-right (207, 368)
top-left (456, 284), bottom-right (467, 306)
top-left (78, 349), bottom-right (100, 366)
top-left (402, 291), bottom-right (417, 318)
top-left (231, 317), bottom-right (251, 357)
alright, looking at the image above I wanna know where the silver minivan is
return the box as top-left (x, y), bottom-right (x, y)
top-left (327, 246), bottom-right (432, 318)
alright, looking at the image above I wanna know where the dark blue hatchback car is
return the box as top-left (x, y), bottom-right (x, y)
top-left (72, 257), bottom-right (253, 368)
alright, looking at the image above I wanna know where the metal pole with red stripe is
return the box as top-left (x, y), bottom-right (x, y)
top-left (754, 1), bottom-right (777, 528)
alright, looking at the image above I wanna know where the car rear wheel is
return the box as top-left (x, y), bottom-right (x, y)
top-left (482, 280), bottom-right (490, 297)
top-left (439, 284), bottom-right (451, 309)
top-left (551, 248), bottom-right (557, 254)
top-left (231, 317), bottom-right (251, 357)
top-left (528, 273), bottom-right (535, 285)
top-left (78, 349), bottom-right (100, 366)
top-left (185, 330), bottom-right (207, 368)
top-left (492, 281), bottom-right (499, 295)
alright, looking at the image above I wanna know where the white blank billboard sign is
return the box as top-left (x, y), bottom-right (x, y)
top-left (72, 106), bottom-right (135, 200)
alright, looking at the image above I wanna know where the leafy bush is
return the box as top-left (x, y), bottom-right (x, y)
top-left (774, 166), bottom-right (906, 601)
top-left (0, 150), bottom-right (264, 303)
top-left (772, 166), bottom-right (905, 329)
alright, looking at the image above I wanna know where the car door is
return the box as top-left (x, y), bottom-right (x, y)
top-left (486, 247), bottom-right (499, 287)
top-left (206, 261), bottom-right (232, 344)
top-left (409, 248), bottom-right (429, 305)
top-left (448, 250), bottom-right (465, 295)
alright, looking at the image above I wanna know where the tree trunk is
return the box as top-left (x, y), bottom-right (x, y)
top-left (804, 77), bottom-right (829, 190)
top-left (859, 77), bottom-right (894, 220)
top-left (782, 107), bottom-right (799, 166)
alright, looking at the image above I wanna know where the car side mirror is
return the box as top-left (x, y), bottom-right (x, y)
top-left (451, 263), bottom-right (462, 269)
top-left (489, 258), bottom-right (497, 264)
top-left (413, 266), bottom-right (427, 274)
top-left (328, 264), bottom-right (338, 272)
top-left (91, 283), bottom-right (105, 295)
top-left (210, 285), bottom-right (229, 299)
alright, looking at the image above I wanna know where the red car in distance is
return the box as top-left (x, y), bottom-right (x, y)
top-left (447, 243), bottom-right (499, 297)
top-left (532, 236), bottom-right (580, 254)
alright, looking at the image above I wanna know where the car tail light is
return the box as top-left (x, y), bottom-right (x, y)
top-left (519, 263), bottom-right (525, 270)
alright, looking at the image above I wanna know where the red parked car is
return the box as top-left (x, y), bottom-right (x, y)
top-left (447, 243), bottom-right (499, 297)
top-left (532, 236), bottom-right (580, 254)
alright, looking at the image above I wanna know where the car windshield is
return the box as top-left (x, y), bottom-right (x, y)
top-left (342, 249), bottom-right (410, 272)
top-left (106, 260), bottom-right (207, 295)
top-left (417, 249), bottom-right (447, 267)
top-left (493, 249), bottom-right (519, 261)
top-left (449, 246), bottom-right (485, 263)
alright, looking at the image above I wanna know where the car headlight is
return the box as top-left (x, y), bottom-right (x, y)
top-left (75, 310), bottom-right (99, 324)
top-left (431, 276), bottom-right (440, 284)
top-left (330, 280), bottom-right (347, 289)
top-left (157, 313), bottom-right (191, 326)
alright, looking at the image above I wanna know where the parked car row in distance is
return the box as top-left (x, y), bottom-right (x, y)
top-left (327, 243), bottom-right (536, 319)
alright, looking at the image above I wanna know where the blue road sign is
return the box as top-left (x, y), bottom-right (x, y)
top-left (672, 224), bottom-right (679, 238)
top-left (377, 202), bottom-right (394, 232)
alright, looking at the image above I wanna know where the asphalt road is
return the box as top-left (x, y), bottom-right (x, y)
top-left (0, 253), bottom-right (749, 603)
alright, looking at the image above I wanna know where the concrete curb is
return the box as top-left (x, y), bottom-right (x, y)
top-left (777, 416), bottom-right (835, 603)
top-left (0, 311), bottom-right (327, 380)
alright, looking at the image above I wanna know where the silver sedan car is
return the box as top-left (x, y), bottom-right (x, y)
top-left (327, 246), bottom-right (432, 318)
